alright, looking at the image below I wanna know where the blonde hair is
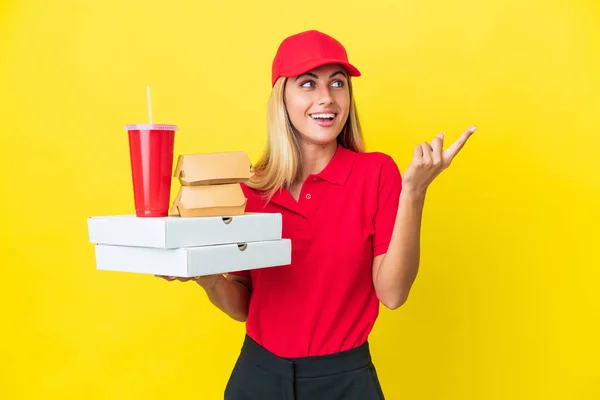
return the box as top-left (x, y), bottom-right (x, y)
top-left (246, 76), bottom-right (365, 200)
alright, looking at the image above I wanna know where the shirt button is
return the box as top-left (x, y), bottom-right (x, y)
top-left (305, 194), bottom-right (312, 200)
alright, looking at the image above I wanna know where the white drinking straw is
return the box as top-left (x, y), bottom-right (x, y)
top-left (146, 85), bottom-right (153, 124)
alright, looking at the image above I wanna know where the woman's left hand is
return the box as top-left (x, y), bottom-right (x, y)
top-left (401, 125), bottom-right (477, 197)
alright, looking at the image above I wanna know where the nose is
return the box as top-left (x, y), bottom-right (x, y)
top-left (317, 85), bottom-right (334, 105)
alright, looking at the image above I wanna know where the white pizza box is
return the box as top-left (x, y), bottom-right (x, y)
top-left (94, 239), bottom-right (291, 277)
top-left (87, 213), bottom-right (282, 249)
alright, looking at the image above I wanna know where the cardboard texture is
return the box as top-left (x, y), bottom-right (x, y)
top-left (174, 151), bottom-right (252, 186)
top-left (169, 151), bottom-right (253, 217)
top-left (94, 239), bottom-right (292, 277)
top-left (170, 184), bottom-right (247, 218)
top-left (88, 213), bottom-right (283, 249)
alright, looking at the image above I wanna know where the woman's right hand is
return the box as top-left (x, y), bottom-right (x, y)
top-left (155, 273), bottom-right (251, 322)
top-left (155, 274), bottom-right (223, 289)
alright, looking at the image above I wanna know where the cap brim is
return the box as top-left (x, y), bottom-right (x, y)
top-left (282, 58), bottom-right (361, 80)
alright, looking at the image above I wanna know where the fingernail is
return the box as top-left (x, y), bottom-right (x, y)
top-left (470, 126), bottom-right (477, 132)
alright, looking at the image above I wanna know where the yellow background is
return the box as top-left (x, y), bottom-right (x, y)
top-left (1, 0), bottom-right (598, 398)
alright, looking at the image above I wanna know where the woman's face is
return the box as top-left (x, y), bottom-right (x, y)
top-left (284, 64), bottom-right (350, 147)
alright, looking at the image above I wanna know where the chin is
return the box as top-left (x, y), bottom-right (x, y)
top-left (302, 129), bottom-right (342, 147)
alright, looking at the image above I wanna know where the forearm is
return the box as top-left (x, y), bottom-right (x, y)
top-left (375, 189), bottom-right (425, 309)
top-left (201, 275), bottom-right (251, 322)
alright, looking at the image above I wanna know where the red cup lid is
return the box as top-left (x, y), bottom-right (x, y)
top-left (124, 124), bottom-right (178, 131)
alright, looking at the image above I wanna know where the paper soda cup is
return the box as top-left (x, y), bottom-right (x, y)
top-left (125, 124), bottom-right (177, 217)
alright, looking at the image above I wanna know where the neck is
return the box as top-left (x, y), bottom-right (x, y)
top-left (297, 140), bottom-right (338, 182)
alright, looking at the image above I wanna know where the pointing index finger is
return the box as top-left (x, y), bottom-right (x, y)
top-left (445, 126), bottom-right (477, 159)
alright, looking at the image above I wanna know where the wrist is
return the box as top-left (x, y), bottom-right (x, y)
top-left (401, 185), bottom-right (427, 202)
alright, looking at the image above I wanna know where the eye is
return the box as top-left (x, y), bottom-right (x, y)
top-left (331, 80), bottom-right (344, 88)
top-left (301, 80), bottom-right (315, 88)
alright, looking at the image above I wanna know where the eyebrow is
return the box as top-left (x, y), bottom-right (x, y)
top-left (295, 70), bottom-right (347, 81)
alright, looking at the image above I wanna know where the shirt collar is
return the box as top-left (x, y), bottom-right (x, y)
top-left (315, 144), bottom-right (356, 186)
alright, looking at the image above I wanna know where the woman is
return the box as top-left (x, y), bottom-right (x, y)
top-left (162, 30), bottom-right (476, 399)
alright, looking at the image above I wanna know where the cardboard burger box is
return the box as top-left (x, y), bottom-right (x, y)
top-left (170, 151), bottom-right (253, 218)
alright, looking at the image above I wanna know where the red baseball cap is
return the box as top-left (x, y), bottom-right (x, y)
top-left (271, 30), bottom-right (361, 87)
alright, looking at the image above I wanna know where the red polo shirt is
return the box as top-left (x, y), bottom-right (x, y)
top-left (233, 144), bottom-right (402, 358)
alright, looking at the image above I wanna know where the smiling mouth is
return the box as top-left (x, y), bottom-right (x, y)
top-left (309, 112), bottom-right (337, 122)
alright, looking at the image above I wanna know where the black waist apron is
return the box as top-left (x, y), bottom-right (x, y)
top-left (224, 334), bottom-right (385, 400)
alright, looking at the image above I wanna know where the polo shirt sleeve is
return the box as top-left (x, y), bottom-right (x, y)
top-left (372, 155), bottom-right (402, 257)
